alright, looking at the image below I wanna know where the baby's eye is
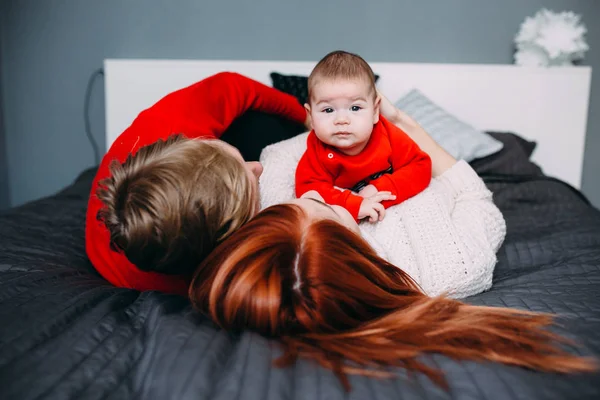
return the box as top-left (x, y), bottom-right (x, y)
top-left (351, 105), bottom-right (362, 112)
top-left (322, 108), bottom-right (334, 114)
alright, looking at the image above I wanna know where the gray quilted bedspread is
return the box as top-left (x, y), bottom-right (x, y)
top-left (0, 164), bottom-right (599, 400)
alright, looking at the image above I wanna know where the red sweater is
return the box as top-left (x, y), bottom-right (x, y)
top-left (86, 72), bottom-right (306, 296)
top-left (295, 116), bottom-right (431, 219)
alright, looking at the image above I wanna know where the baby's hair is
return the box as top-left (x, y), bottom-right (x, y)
top-left (307, 50), bottom-right (377, 103)
top-left (96, 134), bottom-right (256, 275)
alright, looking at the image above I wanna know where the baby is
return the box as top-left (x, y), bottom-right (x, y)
top-left (295, 50), bottom-right (432, 222)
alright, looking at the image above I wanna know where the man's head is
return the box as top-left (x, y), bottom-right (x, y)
top-left (306, 50), bottom-right (380, 156)
top-left (96, 134), bottom-right (261, 276)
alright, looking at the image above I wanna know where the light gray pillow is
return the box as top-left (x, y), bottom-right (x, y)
top-left (394, 89), bottom-right (504, 161)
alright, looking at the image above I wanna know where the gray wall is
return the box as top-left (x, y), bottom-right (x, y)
top-left (1, 0), bottom-right (599, 208)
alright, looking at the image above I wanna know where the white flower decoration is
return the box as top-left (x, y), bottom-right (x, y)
top-left (515, 17), bottom-right (541, 44)
top-left (514, 9), bottom-right (588, 67)
top-left (514, 45), bottom-right (550, 67)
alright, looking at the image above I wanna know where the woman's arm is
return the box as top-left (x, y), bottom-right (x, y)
top-left (378, 91), bottom-right (456, 178)
top-left (373, 92), bottom-right (506, 299)
top-left (362, 160), bottom-right (506, 299)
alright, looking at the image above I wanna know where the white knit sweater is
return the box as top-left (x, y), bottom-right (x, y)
top-left (259, 132), bottom-right (506, 299)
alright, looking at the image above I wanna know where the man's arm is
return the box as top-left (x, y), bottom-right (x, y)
top-left (200, 72), bottom-right (307, 134)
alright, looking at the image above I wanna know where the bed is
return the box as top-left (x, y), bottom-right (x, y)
top-left (0, 60), bottom-right (599, 400)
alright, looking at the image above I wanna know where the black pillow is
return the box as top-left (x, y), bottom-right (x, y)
top-left (270, 72), bottom-right (381, 106)
top-left (220, 111), bottom-right (306, 161)
top-left (470, 131), bottom-right (543, 177)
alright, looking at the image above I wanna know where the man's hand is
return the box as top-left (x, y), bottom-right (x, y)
top-left (358, 191), bottom-right (396, 222)
top-left (358, 184), bottom-right (378, 198)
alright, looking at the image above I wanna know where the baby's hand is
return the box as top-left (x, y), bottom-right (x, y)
top-left (358, 191), bottom-right (396, 222)
top-left (358, 184), bottom-right (378, 198)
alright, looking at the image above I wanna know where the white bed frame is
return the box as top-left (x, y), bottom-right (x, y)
top-left (104, 59), bottom-right (592, 189)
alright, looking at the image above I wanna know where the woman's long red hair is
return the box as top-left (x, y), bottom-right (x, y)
top-left (189, 204), bottom-right (596, 390)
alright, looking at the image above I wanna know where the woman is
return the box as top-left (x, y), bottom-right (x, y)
top-left (188, 94), bottom-right (596, 389)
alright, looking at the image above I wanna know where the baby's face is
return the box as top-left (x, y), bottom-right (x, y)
top-left (307, 78), bottom-right (379, 156)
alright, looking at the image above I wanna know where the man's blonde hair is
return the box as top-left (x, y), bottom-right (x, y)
top-left (96, 134), bottom-right (256, 275)
top-left (307, 50), bottom-right (377, 103)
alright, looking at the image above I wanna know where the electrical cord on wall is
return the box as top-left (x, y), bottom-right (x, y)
top-left (84, 68), bottom-right (104, 166)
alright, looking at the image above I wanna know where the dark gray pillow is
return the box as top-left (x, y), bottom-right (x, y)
top-left (470, 131), bottom-right (543, 176)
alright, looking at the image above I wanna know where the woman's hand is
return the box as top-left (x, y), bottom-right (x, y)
top-left (377, 90), bottom-right (418, 129)
top-left (378, 91), bottom-right (401, 124)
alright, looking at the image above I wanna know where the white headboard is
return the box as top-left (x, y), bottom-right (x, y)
top-left (104, 59), bottom-right (591, 189)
